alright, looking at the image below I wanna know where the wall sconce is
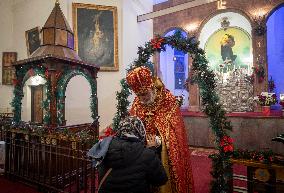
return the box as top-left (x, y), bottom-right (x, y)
top-left (280, 94), bottom-right (284, 101)
top-left (185, 23), bottom-right (199, 36)
top-left (217, 0), bottom-right (226, 10)
top-left (221, 17), bottom-right (230, 31)
top-left (280, 94), bottom-right (284, 108)
top-left (252, 9), bottom-right (267, 36)
top-left (31, 75), bottom-right (46, 86)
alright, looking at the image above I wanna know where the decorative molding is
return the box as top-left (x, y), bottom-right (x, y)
top-left (137, 0), bottom-right (218, 22)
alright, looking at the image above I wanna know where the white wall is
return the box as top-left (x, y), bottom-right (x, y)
top-left (0, 0), bottom-right (14, 112)
top-left (0, 0), bottom-right (153, 130)
top-left (65, 75), bottom-right (92, 125)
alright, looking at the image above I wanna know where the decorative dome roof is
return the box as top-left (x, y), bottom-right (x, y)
top-left (30, 1), bottom-right (80, 60)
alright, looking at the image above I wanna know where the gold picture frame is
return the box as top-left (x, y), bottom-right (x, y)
top-left (2, 52), bottom-right (17, 85)
top-left (25, 27), bottom-right (41, 56)
top-left (72, 3), bottom-right (118, 71)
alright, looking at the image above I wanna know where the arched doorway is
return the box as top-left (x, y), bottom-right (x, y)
top-left (65, 75), bottom-right (92, 125)
top-left (159, 29), bottom-right (189, 108)
top-left (199, 11), bottom-right (254, 112)
top-left (22, 75), bottom-right (47, 123)
top-left (267, 4), bottom-right (284, 101)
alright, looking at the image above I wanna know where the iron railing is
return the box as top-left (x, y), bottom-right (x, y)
top-left (2, 120), bottom-right (98, 193)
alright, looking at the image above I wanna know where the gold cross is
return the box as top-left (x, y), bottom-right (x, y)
top-left (145, 111), bottom-right (154, 117)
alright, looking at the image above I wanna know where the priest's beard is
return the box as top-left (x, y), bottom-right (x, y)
top-left (139, 89), bottom-right (156, 105)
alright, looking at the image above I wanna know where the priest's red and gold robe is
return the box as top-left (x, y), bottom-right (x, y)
top-left (130, 88), bottom-right (194, 193)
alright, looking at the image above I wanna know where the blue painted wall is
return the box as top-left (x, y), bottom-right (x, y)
top-left (267, 4), bottom-right (284, 101)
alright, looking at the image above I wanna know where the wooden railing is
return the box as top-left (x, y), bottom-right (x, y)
top-left (3, 121), bottom-right (99, 193)
top-left (0, 115), bottom-right (12, 141)
top-left (230, 159), bottom-right (284, 193)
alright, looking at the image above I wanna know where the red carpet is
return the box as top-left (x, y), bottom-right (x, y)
top-left (190, 147), bottom-right (216, 193)
top-left (0, 175), bottom-right (39, 193)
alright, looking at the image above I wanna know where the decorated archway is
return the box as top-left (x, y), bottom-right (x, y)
top-left (11, 64), bottom-right (51, 124)
top-left (114, 31), bottom-right (234, 192)
top-left (159, 28), bottom-right (189, 108)
top-left (56, 68), bottom-right (98, 126)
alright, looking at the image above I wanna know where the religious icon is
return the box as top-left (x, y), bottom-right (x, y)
top-left (2, 52), bottom-right (17, 85)
top-left (73, 3), bottom-right (118, 71)
top-left (25, 27), bottom-right (41, 56)
top-left (2, 52), bottom-right (17, 67)
top-left (205, 27), bottom-right (252, 74)
top-left (221, 34), bottom-right (237, 63)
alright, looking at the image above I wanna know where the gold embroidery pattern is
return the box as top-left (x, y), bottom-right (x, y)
top-left (130, 88), bottom-right (194, 193)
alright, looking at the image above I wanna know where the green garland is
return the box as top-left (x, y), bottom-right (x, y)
top-left (232, 149), bottom-right (276, 164)
top-left (11, 65), bottom-right (51, 124)
top-left (11, 64), bottom-right (97, 127)
top-left (113, 31), bottom-right (233, 192)
top-left (56, 66), bottom-right (98, 125)
top-left (8, 123), bottom-right (97, 145)
top-left (112, 79), bottom-right (131, 130)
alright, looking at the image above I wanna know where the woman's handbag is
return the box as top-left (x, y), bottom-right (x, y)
top-left (96, 168), bottom-right (112, 193)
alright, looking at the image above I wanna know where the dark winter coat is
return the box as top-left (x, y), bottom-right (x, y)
top-left (98, 137), bottom-right (168, 193)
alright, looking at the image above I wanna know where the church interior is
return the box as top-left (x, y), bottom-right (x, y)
top-left (0, 0), bottom-right (284, 193)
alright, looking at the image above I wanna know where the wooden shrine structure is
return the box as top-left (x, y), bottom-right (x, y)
top-left (2, 2), bottom-right (99, 192)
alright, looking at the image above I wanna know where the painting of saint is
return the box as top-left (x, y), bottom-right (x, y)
top-left (73, 3), bottom-right (118, 71)
top-left (205, 27), bottom-right (252, 73)
top-left (221, 34), bottom-right (237, 63)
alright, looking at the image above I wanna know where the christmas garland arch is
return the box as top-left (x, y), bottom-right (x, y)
top-left (113, 31), bottom-right (234, 193)
top-left (56, 67), bottom-right (98, 125)
top-left (11, 65), bottom-right (51, 124)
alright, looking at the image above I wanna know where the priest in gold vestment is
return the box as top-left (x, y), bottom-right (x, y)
top-left (126, 66), bottom-right (194, 193)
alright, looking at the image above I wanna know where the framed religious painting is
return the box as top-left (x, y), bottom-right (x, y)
top-left (25, 27), bottom-right (41, 56)
top-left (205, 27), bottom-right (253, 74)
top-left (72, 3), bottom-right (118, 71)
top-left (2, 52), bottom-right (17, 85)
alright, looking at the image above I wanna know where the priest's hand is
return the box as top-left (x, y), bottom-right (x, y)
top-left (146, 134), bottom-right (157, 148)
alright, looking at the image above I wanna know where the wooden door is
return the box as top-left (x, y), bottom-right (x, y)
top-left (31, 85), bottom-right (43, 123)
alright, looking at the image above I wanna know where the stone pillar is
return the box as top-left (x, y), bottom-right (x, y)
top-left (188, 56), bottom-right (200, 111)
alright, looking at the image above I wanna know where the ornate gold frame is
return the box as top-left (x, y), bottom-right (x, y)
top-left (72, 3), bottom-right (119, 71)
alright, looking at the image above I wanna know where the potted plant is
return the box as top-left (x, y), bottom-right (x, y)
top-left (254, 92), bottom-right (278, 116)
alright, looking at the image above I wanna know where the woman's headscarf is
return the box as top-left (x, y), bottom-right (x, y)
top-left (116, 116), bottom-right (146, 142)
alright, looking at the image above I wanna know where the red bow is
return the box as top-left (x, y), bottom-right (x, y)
top-left (150, 37), bottom-right (165, 49)
top-left (220, 136), bottom-right (234, 153)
